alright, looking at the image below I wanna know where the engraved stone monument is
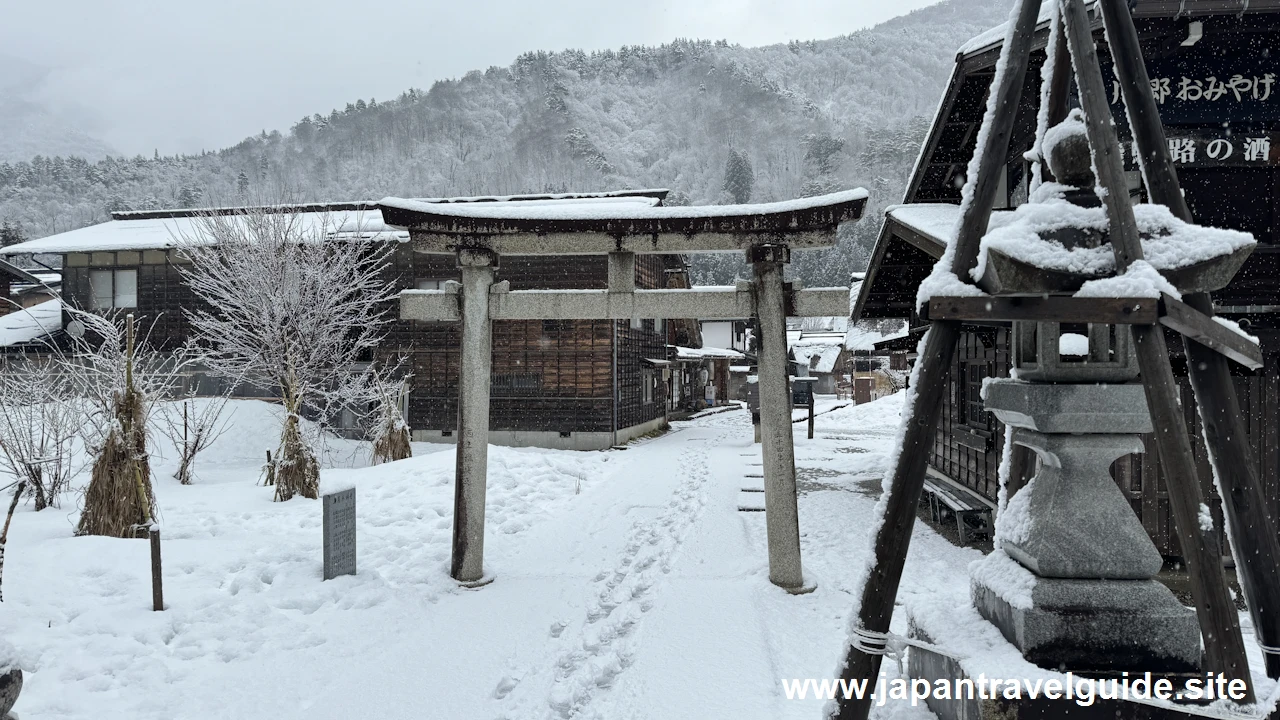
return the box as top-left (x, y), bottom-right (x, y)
top-left (323, 487), bottom-right (356, 580)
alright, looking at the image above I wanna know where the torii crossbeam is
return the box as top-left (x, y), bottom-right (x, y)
top-left (380, 190), bottom-right (868, 592)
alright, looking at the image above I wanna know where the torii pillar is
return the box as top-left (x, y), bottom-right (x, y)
top-left (750, 244), bottom-right (805, 590)
top-left (380, 190), bottom-right (868, 591)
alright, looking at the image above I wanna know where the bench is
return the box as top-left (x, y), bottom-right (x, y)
top-left (922, 471), bottom-right (995, 546)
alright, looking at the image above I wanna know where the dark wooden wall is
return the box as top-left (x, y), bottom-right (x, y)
top-left (931, 327), bottom-right (1011, 500)
top-left (612, 255), bottom-right (671, 431)
top-left (1113, 374), bottom-right (1280, 556)
top-left (60, 251), bottom-right (201, 350)
top-left (60, 244), bottom-right (675, 436)
top-left (381, 247), bottom-right (671, 435)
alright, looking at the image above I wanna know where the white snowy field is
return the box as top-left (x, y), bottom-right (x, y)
top-left (0, 395), bottom-right (1275, 719)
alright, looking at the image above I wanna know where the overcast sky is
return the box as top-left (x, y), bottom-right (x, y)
top-left (2, 0), bottom-right (937, 156)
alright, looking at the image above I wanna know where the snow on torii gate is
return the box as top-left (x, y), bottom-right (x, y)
top-left (379, 189), bottom-right (869, 592)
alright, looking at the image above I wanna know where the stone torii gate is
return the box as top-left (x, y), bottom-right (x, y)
top-left (380, 190), bottom-right (868, 592)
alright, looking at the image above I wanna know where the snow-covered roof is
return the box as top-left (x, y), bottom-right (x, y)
top-left (729, 365), bottom-right (751, 373)
top-left (791, 342), bottom-right (844, 374)
top-left (0, 209), bottom-right (399, 256)
top-left (886, 204), bottom-right (1021, 252)
top-left (0, 299), bottom-right (62, 347)
top-left (0, 191), bottom-right (671, 256)
top-left (786, 316), bottom-right (849, 333)
top-left (845, 319), bottom-right (910, 352)
top-left (674, 345), bottom-right (745, 361)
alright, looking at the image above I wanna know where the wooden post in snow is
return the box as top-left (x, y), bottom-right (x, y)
top-left (807, 392), bottom-right (815, 440)
top-left (832, 0), bottom-right (1044, 716)
top-left (150, 528), bottom-right (164, 611)
top-left (0, 481), bottom-right (26, 603)
top-left (1061, 0), bottom-right (1252, 695)
top-left (1098, 0), bottom-right (1280, 679)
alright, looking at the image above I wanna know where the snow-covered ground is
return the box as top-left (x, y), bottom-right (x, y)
top-left (1, 395), bottom-right (1275, 719)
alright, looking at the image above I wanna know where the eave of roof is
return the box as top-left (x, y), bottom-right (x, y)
top-left (0, 258), bottom-right (43, 285)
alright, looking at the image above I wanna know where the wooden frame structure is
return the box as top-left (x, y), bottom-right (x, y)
top-left (381, 191), bottom-right (868, 590)
top-left (834, 1), bottom-right (1280, 716)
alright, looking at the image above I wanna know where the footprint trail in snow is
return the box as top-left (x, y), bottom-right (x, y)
top-left (493, 433), bottom-right (720, 719)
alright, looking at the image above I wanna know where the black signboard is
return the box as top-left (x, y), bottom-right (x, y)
top-left (1101, 30), bottom-right (1280, 126)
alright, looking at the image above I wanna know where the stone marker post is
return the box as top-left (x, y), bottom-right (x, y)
top-left (323, 487), bottom-right (357, 580)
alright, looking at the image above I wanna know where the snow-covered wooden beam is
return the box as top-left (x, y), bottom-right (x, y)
top-left (924, 296), bottom-right (1158, 325)
top-left (922, 294), bottom-right (1263, 369)
top-left (399, 285), bottom-right (850, 322)
top-left (377, 189), bottom-right (868, 255)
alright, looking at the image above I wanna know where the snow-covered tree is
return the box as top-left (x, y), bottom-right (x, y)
top-left (0, 357), bottom-right (82, 510)
top-left (156, 390), bottom-right (234, 485)
top-left (0, 220), bottom-right (23, 248)
top-left (721, 148), bottom-right (754, 205)
top-left (176, 209), bottom-right (397, 500)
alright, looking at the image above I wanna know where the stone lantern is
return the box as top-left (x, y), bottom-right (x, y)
top-left (970, 115), bottom-right (1202, 673)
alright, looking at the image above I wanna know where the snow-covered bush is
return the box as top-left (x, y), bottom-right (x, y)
top-left (156, 393), bottom-right (234, 485)
top-left (368, 370), bottom-right (411, 465)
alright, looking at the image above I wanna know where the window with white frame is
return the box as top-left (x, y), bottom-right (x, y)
top-left (89, 269), bottom-right (138, 310)
top-left (641, 369), bottom-right (654, 404)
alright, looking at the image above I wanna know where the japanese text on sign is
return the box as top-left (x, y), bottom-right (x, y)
top-left (1113, 74), bottom-right (1277, 105)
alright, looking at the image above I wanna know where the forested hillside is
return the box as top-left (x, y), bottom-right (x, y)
top-left (0, 0), bottom-right (1011, 285)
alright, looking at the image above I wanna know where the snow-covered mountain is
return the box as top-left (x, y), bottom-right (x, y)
top-left (0, 55), bottom-right (116, 164)
top-left (0, 0), bottom-right (1012, 283)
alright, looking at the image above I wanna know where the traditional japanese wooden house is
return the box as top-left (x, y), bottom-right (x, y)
top-left (669, 344), bottom-right (744, 415)
top-left (0, 191), bottom-right (685, 450)
top-left (853, 1), bottom-right (1280, 556)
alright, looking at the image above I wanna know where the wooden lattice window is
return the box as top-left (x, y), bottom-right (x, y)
top-left (960, 360), bottom-right (992, 429)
